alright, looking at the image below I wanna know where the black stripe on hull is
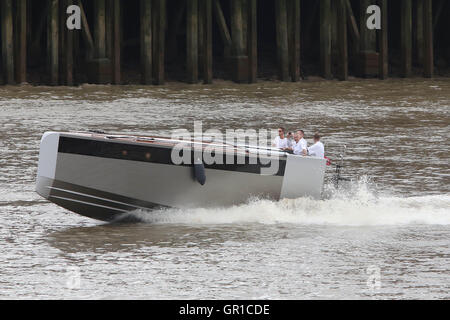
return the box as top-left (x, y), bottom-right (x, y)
top-left (58, 136), bottom-right (286, 176)
top-left (48, 179), bottom-right (164, 222)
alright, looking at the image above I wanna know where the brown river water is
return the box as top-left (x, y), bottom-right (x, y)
top-left (0, 78), bottom-right (449, 299)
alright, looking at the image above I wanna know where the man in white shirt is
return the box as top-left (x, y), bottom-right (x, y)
top-left (307, 133), bottom-right (325, 158)
top-left (295, 130), bottom-right (308, 155)
top-left (272, 127), bottom-right (289, 150)
top-left (286, 131), bottom-right (294, 149)
top-left (288, 130), bottom-right (308, 155)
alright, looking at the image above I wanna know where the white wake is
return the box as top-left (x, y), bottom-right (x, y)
top-left (118, 178), bottom-right (450, 226)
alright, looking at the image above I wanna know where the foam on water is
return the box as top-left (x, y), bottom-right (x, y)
top-left (119, 178), bottom-right (450, 226)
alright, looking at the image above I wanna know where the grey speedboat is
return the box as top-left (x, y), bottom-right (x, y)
top-left (35, 131), bottom-right (327, 221)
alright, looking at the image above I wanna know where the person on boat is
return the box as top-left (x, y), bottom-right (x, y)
top-left (285, 130), bottom-right (307, 155)
top-left (307, 133), bottom-right (325, 158)
top-left (272, 127), bottom-right (289, 149)
top-left (294, 130), bottom-right (308, 155)
top-left (286, 131), bottom-right (294, 149)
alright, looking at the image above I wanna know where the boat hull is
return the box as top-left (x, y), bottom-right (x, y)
top-left (36, 132), bottom-right (326, 221)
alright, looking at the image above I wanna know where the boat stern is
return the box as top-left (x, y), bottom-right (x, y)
top-left (280, 154), bottom-right (327, 200)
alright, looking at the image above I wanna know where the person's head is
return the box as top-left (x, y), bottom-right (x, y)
top-left (313, 133), bottom-right (321, 143)
top-left (297, 130), bottom-right (304, 139)
top-left (286, 131), bottom-right (293, 139)
top-left (278, 127), bottom-right (285, 138)
top-left (294, 131), bottom-right (300, 142)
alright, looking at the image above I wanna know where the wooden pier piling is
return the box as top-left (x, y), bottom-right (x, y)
top-left (378, 0), bottom-right (389, 80)
top-left (275, 0), bottom-right (290, 81)
top-left (91, 0), bottom-right (110, 84)
top-left (288, 0), bottom-right (301, 82)
top-left (230, 0), bottom-right (244, 57)
top-left (152, 0), bottom-right (165, 85)
top-left (231, 0), bottom-right (248, 83)
top-left (423, 0), bottom-right (433, 78)
top-left (65, 23), bottom-right (74, 86)
top-left (48, 0), bottom-right (59, 85)
top-left (112, 0), bottom-right (121, 84)
top-left (198, 0), bottom-right (204, 76)
top-left (330, 0), bottom-right (338, 69)
top-left (1, 0), bottom-right (15, 84)
top-left (15, 0), bottom-right (26, 84)
top-left (94, 0), bottom-right (106, 59)
top-left (337, 0), bottom-right (348, 81)
top-left (106, 0), bottom-right (117, 82)
top-left (360, 0), bottom-right (377, 52)
top-left (247, 0), bottom-right (257, 83)
top-left (358, 0), bottom-right (378, 77)
top-left (78, 0), bottom-right (94, 61)
top-left (202, 0), bottom-right (213, 84)
top-left (59, 0), bottom-right (66, 84)
top-left (140, 0), bottom-right (152, 84)
top-left (62, 0), bottom-right (73, 86)
top-left (106, 0), bottom-right (112, 60)
top-left (415, 0), bottom-right (424, 66)
top-left (401, 0), bottom-right (412, 77)
top-left (320, 0), bottom-right (332, 79)
top-left (186, 0), bottom-right (198, 84)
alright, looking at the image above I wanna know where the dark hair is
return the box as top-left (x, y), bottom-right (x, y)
top-left (278, 127), bottom-right (285, 133)
top-left (298, 130), bottom-right (304, 135)
top-left (314, 133), bottom-right (321, 140)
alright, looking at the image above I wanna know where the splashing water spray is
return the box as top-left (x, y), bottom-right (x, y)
top-left (331, 145), bottom-right (351, 189)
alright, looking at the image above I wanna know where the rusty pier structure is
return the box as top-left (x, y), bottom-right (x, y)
top-left (0, 0), bottom-right (449, 86)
